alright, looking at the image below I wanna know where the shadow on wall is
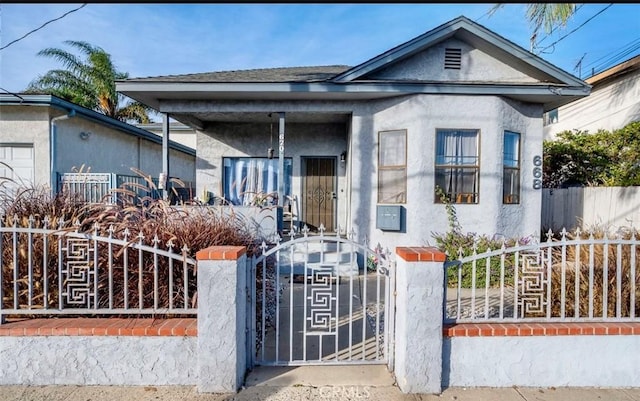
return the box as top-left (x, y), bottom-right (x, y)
top-left (441, 339), bottom-right (452, 389)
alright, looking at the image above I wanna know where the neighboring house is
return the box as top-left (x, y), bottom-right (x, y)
top-left (136, 121), bottom-right (197, 150)
top-left (117, 16), bottom-right (590, 247)
top-left (543, 54), bottom-right (640, 139)
top-left (0, 94), bottom-right (196, 196)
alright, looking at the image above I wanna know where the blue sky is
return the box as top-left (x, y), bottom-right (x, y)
top-left (1, 3), bottom-right (639, 95)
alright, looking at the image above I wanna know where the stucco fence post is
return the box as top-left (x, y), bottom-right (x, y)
top-left (196, 246), bottom-right (248, 393)
top-left (394, 246), bottom-right (446, 394)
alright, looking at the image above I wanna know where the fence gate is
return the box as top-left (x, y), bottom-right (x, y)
top-left (248, 225), bottom-right (395, 368)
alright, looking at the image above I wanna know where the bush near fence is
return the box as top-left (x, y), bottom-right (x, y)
top-left (1, 177), bottom-right (260, 317)
top-left (444, 225), bottom-right (640, 321)
top-left (546, 226), bottom-right (640, 319)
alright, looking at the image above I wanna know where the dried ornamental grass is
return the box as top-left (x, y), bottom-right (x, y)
top-left (544, 226), bottom-right (640, 319)
top-left (1, 172), bottom-right (262, 315)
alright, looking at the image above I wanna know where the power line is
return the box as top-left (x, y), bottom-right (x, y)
top-left (0, 4), bottom-right (88, 52)
top-left (537, 4), bottom-right (614, 54)
top-left (535, 4), bottom-right (585, 46)
top-left (582, 37), bottom-right (640, 70)
top-left (0, 88), bottom-right (25, 101)
top-left (586, 39), bottom-right (640, 73)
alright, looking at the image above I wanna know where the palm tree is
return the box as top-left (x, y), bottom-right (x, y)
top-left (25, 40), bottom-right (151, 124)
top-left (490, 4), bottom-right (578, 51)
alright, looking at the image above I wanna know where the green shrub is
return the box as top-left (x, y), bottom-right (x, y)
top-left (432, 185), bottom-right (533, 288)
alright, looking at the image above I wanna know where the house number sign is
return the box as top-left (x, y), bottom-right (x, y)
top-left (532, 155), bottom-right (542, 190)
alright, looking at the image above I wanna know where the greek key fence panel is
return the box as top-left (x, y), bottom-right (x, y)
top-left (249, 224), bottom-right (395, 367)
top-left (0, 215), bottom-right (197, 321)
top-left (444, 228), bottom-right (640, 323)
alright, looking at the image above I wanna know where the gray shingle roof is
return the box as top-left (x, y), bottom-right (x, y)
top-left (125, 65), bottom-right (352, 83)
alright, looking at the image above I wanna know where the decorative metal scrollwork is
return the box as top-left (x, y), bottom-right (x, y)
top-left (307, 265), bottom-right (336, 333)
top-left (518, 251), bottom-right (547, 316)
top-left (62, 237), bottom-right (95, 307)
top-left (308, 186), bottom-right (327, 205)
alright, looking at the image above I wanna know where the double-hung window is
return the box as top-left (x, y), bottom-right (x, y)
top-left (503, 131), bottom-right (520, 204)
top-left (435, 129), bottom-right (479, 204)
top-left (378, 130), bottom-right (407, 204)
top-left (222, 157), bottom-right (292, 206)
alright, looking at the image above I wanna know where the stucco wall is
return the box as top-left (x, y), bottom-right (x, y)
top-left (369, 38), bottom-right (538, 83)
top-left (191, 94), bottom-right (543, 245)
top-left (349, 94), bottom-right (543, 249)
top-left (0, 106), bottom-right (51, 186)
top-left (196, 122), bottom-right (348, 229)
top-left (0, 336), bottom-right (197, 385)
top-left (0, 105), bottom-right (195, 188)
top-left (444, 335), bottom-right (640, 387)
top-left (544, 70), bottom-right (640, 139)
top-left (55, 116), bottom-right (195, 183)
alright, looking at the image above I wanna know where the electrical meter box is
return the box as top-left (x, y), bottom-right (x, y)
top-left (376, 205), bottom-right (402, 231)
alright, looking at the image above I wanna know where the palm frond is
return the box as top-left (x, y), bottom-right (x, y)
top-left (28, 40), bottom-right (151, 123)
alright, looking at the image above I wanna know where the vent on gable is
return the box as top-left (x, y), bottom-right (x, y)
top-left (444, 48), bottom-right (462, 70)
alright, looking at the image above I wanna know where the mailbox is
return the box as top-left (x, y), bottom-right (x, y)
top-left (376, 205), bottom-right (402, 231)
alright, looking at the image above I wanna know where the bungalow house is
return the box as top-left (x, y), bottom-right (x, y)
top-left (0, 94), bottom-right (196, 199)
top-left (543, 54), bottom-right (640, 139)
top-left (117, 16), bottom-right (591, 248)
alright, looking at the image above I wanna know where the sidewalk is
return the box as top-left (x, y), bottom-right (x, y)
top-left (2, 385), bottom-right (640, 401)
top-left (2, 366), bottom-right (639, 401)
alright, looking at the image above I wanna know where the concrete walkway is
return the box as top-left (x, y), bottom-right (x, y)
top-left (3, 384), bottom-right (640, 401)
top-left (2, 366), bottom-right (639, 401)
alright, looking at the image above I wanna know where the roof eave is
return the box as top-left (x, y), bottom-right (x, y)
top-left (0, 94), bottom-right (196, 156)
top-left (331, 16), bottom-right (588, 89)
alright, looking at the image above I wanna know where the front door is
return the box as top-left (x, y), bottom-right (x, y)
top-left (301, 157), bottom-right (336, 232)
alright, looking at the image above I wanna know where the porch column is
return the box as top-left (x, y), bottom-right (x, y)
top-left (162, 113), bottom-right (170, 200)
top-left (394, 246), bottom-right (446, 393)
top-left (277, 112), bottom-right (285, 207)
top-left (196, 246), bottom-right (248, 392)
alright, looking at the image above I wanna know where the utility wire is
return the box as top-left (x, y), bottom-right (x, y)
top-left (585, 39), bottom-right (640, 73)
top-left (0, 4), bottom-right (87, 51)
top-left (535, 4), bottom-right (585, 46)
top-left (538, 4), bottom-right (613, 53)
top-left (582, 37), bottom-right (640, 69)
top-left (0, 87), bottom-right (25, 101)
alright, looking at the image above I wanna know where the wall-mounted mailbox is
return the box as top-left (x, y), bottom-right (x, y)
top-left (376, 205), bottom-right (402, 231)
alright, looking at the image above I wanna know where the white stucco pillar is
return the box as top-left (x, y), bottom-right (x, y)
top-left (394, 246), bottom-right (446, 394)
top-left (196, 246), bottom-right (248, 392)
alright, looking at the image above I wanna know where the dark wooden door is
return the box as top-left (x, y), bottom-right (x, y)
top-left (302, 157), bottom-right (336, 232)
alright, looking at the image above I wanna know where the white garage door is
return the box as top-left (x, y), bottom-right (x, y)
top-left (0, 144), bottom-right (35, 187)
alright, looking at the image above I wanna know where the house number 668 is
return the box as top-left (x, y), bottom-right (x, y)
top-left (532, 155), bottom-right (542, 190)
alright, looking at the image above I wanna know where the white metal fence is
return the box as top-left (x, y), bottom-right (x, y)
top-left (249, 225), bottom-right (395, 367)
top-left (0, 215), bottom-right (197, 321)
top-left (58, 172), bottom-right (195, 204)
top-left (444, 228), bottom-right (640, 323)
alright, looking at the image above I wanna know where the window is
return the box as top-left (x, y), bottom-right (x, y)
top-left (378, 130), bottom-right (407, 204)
top-left (435, 129), bottom-right (479, 204)
top-left (543, 108), bottom-right (558, 126)
top-left (503, 131), bottom-right (520, 204)
top-left (222, 157), bottom-right (292, 206)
